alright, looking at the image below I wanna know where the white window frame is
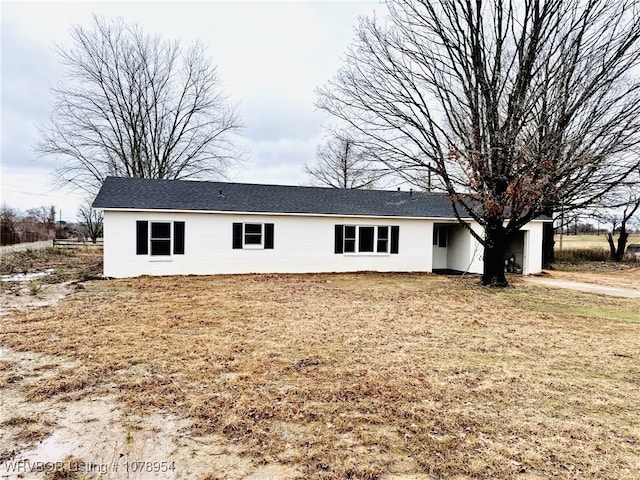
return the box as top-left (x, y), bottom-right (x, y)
top-left (243, 222), bottom-right (264, 249)
top-left (343, 225), bottom-right (390, 255)
top-left (150, 221), bottom-right (172, 257)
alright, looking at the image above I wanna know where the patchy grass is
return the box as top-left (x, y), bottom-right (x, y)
top-left (1, 273), bottom-right (639, 479)
top-left (1, 414), bottom-right (53, 444)
top-left (44, 455), bottom-right (87, 480)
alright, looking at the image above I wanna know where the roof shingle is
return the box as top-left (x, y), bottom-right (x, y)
top-left (92, 176), bottom-right (464, 219)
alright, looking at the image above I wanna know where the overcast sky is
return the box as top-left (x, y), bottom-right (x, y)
top-left (1, 0), bottom-right (384, 221)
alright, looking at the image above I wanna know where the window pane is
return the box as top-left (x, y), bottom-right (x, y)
top-left (245, 224), bottom-right (262, 234)
top-left (345, 226), bottom-right (356, 239)
top-left (359, 227), bottom-right (374, 252)
top-left (344, 239), bottom-right (356, 253)
top-left (245, 234), bottom-right (262, 245)
top-left (377, 226), bottom-right (389, 253)
top-left (244, 223), bottom-right (262, 245)
top-left (151, 222), bottom-right (170, 239)
top-left (439, 227), bottom-right (447, 247)
top-left (151, 239), bottom-right (171, 256)
top-left (433, 226), bottom-right (439, 246)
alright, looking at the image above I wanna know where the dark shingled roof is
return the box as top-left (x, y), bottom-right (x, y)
top-left (92, 176), bottom-right (467, 219)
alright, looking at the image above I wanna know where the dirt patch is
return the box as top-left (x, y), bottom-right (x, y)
top-left (0, 282), bottom-right (76, 317)
top-left (0, 248), bottom-right (102, 316)
top-left (0, 347), bottom-right (301, 479)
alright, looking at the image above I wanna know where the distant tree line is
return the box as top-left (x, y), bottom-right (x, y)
top-left (1, 205), bottom-right (57, 245)
top-left (0, 203), bottom-right (103, 245)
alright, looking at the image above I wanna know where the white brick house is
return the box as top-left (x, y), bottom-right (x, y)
top-left (92, 177), bottom-right (546, 278)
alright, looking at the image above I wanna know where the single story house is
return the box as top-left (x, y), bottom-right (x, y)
top-left (92, 176), bottom-right (546, 278)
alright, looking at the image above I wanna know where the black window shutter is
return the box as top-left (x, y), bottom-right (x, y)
top-left (136, 221), bottom-right (148, 255)
top-left (390, 226), bottom-right (399, 254)
top-left (232, 223), bottom-right (243, 249)
top-left (334, 225), bottom-right (344, 254)
top-left (174, 221), bottom-right (185, 254)
top-left (264, 223), bottom-right (274, 249)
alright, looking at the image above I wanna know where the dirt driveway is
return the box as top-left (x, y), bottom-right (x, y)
top-left (523, 267), bottom-right (640, 298)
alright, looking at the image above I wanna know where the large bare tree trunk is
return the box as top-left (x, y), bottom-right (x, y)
top-left (482, 222), bottom-right (508, 286)
top-left (607, 224), bottom-right (630, 262)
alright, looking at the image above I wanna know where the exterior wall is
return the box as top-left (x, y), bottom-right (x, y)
top-left (436, 222), bottom-right (483, 274)
top-left (102, 210), bottom-right (546, 278)
top-left (103, 210), bottom-right (434, 278)
top-left (467, 222), bottom-right (485, 274)
top-left (447, 221), bottom-right (543, 275)
top-left (446, 225), bottom-right (471, 272)
top-left (519, 221), bottom-right (544, 274)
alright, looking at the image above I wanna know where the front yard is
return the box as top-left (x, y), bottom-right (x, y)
top-left (0, 254), bottom-right (639, 479)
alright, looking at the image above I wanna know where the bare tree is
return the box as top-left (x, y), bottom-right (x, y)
top-left (1, 204), bottom-right (21, 245)
top-left (305, 133), bottom-right (387, 189)
top-left (317, 0), bottom-right (640, 285)
top-left (26, 206), bottom-right (56, 229)
top-left (38, 16), bottom-right (243, 194)
top-left (77, 199), bottom-right (104, 243)
top-left (593, 174), bottom-right (640, 261)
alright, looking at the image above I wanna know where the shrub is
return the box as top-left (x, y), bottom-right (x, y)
top-left (554, 248), bottom-right (610, 263)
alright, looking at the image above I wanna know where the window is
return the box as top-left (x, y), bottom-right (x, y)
top-left (377, 226), bottom-right (389, 252)
top-left (151, 222), bottom-right (171, 255)
top-left (344, 225), bottom-right (356, 253)
top-left (136, 221), bottom-right (185, 256)
top-left (359, 227), bottom-right (375, 252)
top-left (433, 226), bottom-right (448, 247)
top-left (233, 223), bottom-right (274, 249)
top-left (244, 223), bottom-right (263, 245)
top-left (335, 225), bottom-right (399, 254)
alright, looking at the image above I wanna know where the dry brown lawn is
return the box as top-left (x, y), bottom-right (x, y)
top-left (1, 272), bottom-right (639, 479)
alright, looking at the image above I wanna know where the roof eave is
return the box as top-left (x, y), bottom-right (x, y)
top-left (97, 206), bottom-right (473, 222)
